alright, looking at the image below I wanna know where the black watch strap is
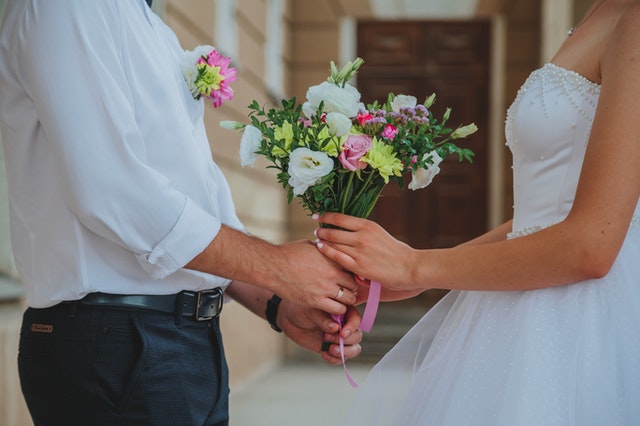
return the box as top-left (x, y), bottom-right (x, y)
top-left (266, 294), bottom-right (283, 332)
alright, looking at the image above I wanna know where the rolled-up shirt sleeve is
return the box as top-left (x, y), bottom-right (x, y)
top-left (136, 198), bottom-right (222, 279)
top-left (14, 0), bottom-right (225, 278)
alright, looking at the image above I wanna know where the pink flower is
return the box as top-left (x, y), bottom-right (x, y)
top-left (192, 48), bottom-right (237, 107)
top-left (357, 112), bottom-right (374, 126)
top-left (338, 134), bottom-right (372, 171)
top-left (381, 124), bottom-right (398, 139)
top-left (298, 117), bottom-right (312, 128)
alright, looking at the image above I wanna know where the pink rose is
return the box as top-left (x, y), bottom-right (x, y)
top-left (339, 134), bottom-right (372, 171)
top-left (381, 124), bottom-right (398, 139)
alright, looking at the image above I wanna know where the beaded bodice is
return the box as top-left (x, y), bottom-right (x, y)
top-left (505, 63), bottom-right (606, 236)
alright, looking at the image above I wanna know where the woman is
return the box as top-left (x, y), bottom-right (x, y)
top-left (315, 0), bottom-right (640, 424)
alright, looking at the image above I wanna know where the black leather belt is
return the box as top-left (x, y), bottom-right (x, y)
top-left (77, 288), bottom-right (224, 321)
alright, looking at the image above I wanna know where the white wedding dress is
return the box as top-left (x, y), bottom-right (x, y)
top-left (342, 63), bottom-right (640, 425)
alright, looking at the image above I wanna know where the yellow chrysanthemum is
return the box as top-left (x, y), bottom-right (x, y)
top-left (361, 137), bottom-right (403, 183)
top-left (272, 121), bottom-right (294, 157)
top-left (195, 64), bottom-right (224, 96)
top-left (309, 127), bottom-right (341, 157)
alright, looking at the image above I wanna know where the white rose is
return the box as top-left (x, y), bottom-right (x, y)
top-left (239, 125), bottom-right (262, 167)
top-left (391, 94), bottom-right (417, 113)
top-left (325, 112), bottom-right (352, 137)
top-left (305, 81), bottom-right (361, 117)
top-left (408, 151), bottom-right (443, 190)
top-left (287, 147), bottom-right (333, 195)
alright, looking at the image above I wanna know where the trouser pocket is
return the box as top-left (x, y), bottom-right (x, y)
top-left (95, 312), bottom-right (147, 414)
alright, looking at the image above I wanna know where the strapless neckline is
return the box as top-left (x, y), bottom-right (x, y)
top-left (544, 62), bottom-right (600, 87)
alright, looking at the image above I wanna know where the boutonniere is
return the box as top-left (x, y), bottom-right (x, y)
top-left (182, 45), bottom-right (237, 107)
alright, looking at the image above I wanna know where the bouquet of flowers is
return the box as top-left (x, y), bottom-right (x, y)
top-left (221, 58), bottom-right (476, 387)
top-left (221, 58), bottom-right (475, 220)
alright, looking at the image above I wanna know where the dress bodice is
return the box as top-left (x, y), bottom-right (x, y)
top-left (505, 63), bottom-right (603, 235)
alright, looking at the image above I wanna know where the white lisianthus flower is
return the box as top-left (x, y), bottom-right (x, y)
top-left (391, 94), bottom-right (417, 113)
top-left (451, 123), bottom-right (478, 139)
top-left (239, 125), bottom-right (262, 167)
top-left (409, 151), bottom-right (443, 190)
top-left (325, 112), bottom-right (352, 137)
top-left (301, 101), bottom-right (314, 119)
top-left (181, 45), bottom-right (215, 97)
top-left (220, 120), bottom-right (245, 130)
top-left (305, 81), bottom-right (362, 117)
top-left (287, 147), bottom-right (333, 195)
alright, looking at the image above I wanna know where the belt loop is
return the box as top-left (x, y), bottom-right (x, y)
top-left (174, 291), bottom-right (184, 328)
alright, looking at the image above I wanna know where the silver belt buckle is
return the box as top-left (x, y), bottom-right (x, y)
top-left (195, 289), bottom-right (223, 321)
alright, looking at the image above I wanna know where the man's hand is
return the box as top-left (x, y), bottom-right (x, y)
top-left (275, 240), bottom-right (359, 314)
top-left (278, 301), bottom-right (362, 365)
top-left (225, 280), bottom-right (362, 364)
top-left (186, 226), bottom-right (359, 316)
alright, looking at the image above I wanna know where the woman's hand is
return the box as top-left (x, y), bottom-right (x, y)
top-left (314, 213), bottom-right (422, 292)
top-left (353, 275), bottom-right (426, 304)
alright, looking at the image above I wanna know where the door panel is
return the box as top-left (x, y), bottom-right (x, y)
top-left (358, 20), bottom-right (489, 249)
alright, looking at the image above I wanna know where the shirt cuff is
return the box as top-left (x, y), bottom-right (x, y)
top-left (136, 198), bottom-right (221, 279)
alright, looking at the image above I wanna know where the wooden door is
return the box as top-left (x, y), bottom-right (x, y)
top-left (358, 20), bottom-right (490, 249)
top-left (355, 20), bottom-right (491, 361)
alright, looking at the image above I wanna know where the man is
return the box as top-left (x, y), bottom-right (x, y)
top-left (0, 1), bottom-right (361, 424)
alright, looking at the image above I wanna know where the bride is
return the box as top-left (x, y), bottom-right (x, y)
top-left (315, 0), bottom-right (640, 424)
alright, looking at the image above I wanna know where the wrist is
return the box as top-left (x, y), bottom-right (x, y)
top-left (407, 247), bottom-right (424, 289)
top-left (265, 294), bottom-right (283, 332)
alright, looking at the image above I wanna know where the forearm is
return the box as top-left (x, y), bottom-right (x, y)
top-left (186, 225), bottom-right (284, 294)
top-left (358, 221), bottom-right (513, 301)
top-left (317, 212), bottom-right (624, 293)
top-left (413, 219), bottom-right (613, 291)
top-left (225, 280), bottom-right (273, 322)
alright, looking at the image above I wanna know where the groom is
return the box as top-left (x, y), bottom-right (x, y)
top-left (0, 1), bottom-right (361, 425)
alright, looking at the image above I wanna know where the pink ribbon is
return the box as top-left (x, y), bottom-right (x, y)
top-left (331, 313), bottom-right (359, 388)
top-left (359, 280), bottom-right (381, 332)
top-left (332, 280), bottom-right (382, 388)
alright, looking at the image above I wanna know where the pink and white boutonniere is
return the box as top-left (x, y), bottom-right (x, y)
top-left (182, 45), bottom-right (237, 107)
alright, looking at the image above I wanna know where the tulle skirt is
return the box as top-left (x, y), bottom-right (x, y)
top-left (342, 228), bottom-right (640, 425)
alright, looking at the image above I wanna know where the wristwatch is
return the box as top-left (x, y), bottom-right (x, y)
top-left (266, 294), bottom-right (283, 332)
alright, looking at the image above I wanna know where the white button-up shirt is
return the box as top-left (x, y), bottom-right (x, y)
top-left (0, 0), bottom-right (244, 307)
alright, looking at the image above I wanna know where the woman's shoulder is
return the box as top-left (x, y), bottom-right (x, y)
top-left (600, 2), bottom-right (640, 69)
top-left (608, 1), bottom-right (640, 42)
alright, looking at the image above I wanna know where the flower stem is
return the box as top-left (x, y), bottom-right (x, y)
top-left (362, 184), bottom-right (386, 217)
top-left (340, 173), bottom-right (355, 213)
top-left (345, 171), bottom-right (376, 214)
